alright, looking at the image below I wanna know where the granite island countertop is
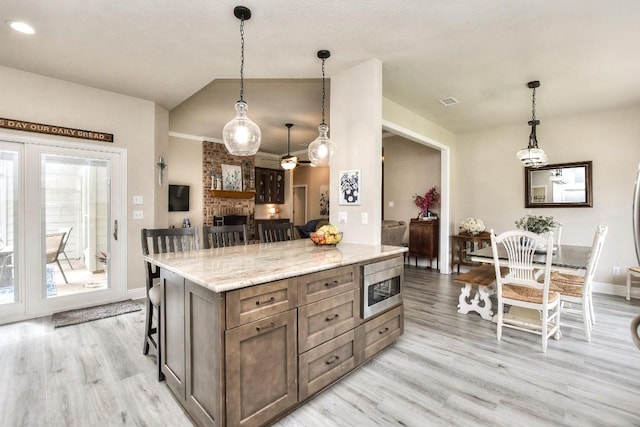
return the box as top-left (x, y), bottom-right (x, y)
top-left (142, 239), bottom-right (408, 293)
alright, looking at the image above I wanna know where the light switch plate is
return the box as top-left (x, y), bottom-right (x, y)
top-left (133, 210), bottom-right (143, 219)
top-left (338, 211), bottom-right (348, 223)
top-left (361, 212), bottom-right (368, 224)
top-left (133, 195), bottom-right (143, 205)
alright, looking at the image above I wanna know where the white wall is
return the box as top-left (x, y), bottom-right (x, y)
top-left (330, 59), bottom-right (383, 244)
top-left (455, 106), bottom-right (640, 289)
top-left (168, 136), bottom-right (203, 228)
top-left (0, 66), bottom-right (167, 292)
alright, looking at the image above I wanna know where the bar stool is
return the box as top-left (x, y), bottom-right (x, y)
top-left (141, 227), bottom-right (199, 381)
top-left (627, 266), bottom-right (640, 300)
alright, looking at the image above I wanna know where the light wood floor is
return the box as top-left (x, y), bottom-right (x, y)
top-left (1, 267), bottom-right (639, 426)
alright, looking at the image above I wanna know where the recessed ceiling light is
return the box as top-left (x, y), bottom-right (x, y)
top-left (438, 97), bottom-right (460, 107)
top-left (6, 20), bottom-right (35, 35)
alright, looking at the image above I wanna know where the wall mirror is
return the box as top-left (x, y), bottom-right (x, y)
top-left (525, 161), bottom-right (593, 208)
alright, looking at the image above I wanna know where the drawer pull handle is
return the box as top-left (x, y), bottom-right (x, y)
top-left (256, 321), bottom-right (276, 332)
top-left (324, 280), bottom-right (339, 288)
top-left (325, 313), bottom-right (340, 322)
top-left (378, 327), bottom-right (390, 335)
top-left (325, 355), bottom-right (340, 365)
top-left (256, 296), bottom-right (276, 306)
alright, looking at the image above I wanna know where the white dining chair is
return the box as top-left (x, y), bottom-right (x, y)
top-left (548, 225), bottom-right (607, 342)
top-left (627, 266), bottom-right (640, 301)
top-left (490, 229), bottom-right (560, 353)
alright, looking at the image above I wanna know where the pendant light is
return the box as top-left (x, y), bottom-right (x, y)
top-left (517, 80), bottom-right (548, 167)
top-left (223, 6), bottom-right (261, 156)
top-left (281, 123), bottom-right (298, 170)
top-left (307, 50), bottom-right (335, 167)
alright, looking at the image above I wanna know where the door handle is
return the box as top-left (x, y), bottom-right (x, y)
top-left (113, 219), bottom-right (118, 241)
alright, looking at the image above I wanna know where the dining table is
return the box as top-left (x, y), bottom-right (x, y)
top-left (468, 244), bottom-right (591, 274)
top-left (456, 244), bottom-right (591, 324)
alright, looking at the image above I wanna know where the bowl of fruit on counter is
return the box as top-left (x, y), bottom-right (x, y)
top-left (310, 224), bottom-right (343, 246)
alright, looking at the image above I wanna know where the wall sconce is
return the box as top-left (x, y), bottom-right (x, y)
top-left (156, 155), bottom-right (167, 186)
top-left (269, 207), bottom-right (277, 218)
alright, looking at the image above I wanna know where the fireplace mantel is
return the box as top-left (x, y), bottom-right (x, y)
top-left (209, 190), bottom-right (256, 199)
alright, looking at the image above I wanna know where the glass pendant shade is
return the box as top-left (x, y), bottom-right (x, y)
top-left (517, 121), bottom-right (547, 167)
top-left (308, 124), bottom-right (335, 167)
top-left (223, 101), bottom-right (261, 156)
top-left (281, 155), bottom-right (298, 170)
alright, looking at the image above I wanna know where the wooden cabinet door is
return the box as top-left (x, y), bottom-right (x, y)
top-left (408, 219), bottom-right (439, 268)
top-left (184, 280), bottom-right (225, 427)
top-left (255, 168), bottom-right (267, 204)
top-left (254, 167), bottom-right (284, 205)
top-left (160, 269), bottom-right (186, 400)
top-left (226, 309), bottom-right (298, 427)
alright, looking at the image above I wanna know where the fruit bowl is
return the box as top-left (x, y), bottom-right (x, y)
top-left (310, 231), bottom-right (343, 246)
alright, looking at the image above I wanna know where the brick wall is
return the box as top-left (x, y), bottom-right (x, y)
top-left (202, 141), bottom-right (255, 231)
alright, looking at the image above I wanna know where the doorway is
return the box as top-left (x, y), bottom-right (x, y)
top-left (293, 185), bottom-right (308, 226)
top-left (0, 136), bottom-right (126, 324)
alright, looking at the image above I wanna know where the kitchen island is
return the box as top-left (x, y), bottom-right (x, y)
top-left (143, 239), bottom-right (407, 427)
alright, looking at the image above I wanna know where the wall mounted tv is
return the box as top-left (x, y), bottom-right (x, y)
top-left (168, 184), bottom-right (190, 212)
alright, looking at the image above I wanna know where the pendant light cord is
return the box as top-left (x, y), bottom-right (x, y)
top-left (321, 57), bottom-right (326, 125)
top-left (531, 86), bottom-right (536, 122)
top-left (239, 17), bottom-right (245, 102)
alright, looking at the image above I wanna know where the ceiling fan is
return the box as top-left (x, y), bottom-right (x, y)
top-left (281, 123), bottom-right (312, 169)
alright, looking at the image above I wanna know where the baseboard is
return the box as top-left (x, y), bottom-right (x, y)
top-left (128, 286), bottom-right (146, 301)
top-left (592, 281), bottom-right (639, 299)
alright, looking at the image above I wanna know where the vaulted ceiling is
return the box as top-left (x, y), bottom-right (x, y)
top-left (2, 1), bottom-right (639, 154)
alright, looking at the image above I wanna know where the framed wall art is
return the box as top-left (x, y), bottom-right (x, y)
top-left (221, 164), bottom-right (242, 191)
top-left (338, 170), bottom-right (361, 205)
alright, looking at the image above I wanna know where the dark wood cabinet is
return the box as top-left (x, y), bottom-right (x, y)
top-left (255, 167), bottom-right (284, 204)
top-left (408, 218), bottom-right (439, 269)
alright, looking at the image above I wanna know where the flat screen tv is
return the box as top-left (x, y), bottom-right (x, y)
top-left (169, 184), bottom-right (190, 212)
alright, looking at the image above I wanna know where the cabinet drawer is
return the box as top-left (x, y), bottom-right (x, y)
top-left (298, 289), bottom-right (361, 353)
top-left (226, 279), bottom-right (297, 329)
top-left (296, 265), bottom-right (359, 306)
top-left (362, 304), bottom-right (403, 360)
top-left (298, 329), bottom-right (363, 400)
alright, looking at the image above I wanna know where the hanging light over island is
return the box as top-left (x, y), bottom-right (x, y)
top-left (308, 50), bottom-right (335, 167)
top-left (223, 6), bottom-right (261, 156)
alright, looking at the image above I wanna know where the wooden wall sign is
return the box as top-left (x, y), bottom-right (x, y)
top-left (0, 117), bottom-right (114, 142)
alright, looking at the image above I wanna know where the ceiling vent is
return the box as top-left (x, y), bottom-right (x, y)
top-left (438, 96), bottom-right (460, 107)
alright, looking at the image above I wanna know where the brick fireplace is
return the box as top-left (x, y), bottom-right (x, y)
top-left (202, 141), bottom-right (255, 234)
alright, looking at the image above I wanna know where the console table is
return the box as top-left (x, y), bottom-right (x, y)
top-left (407, 218), bottom-right (439, 270)
top-left (450, 232), bottom-right (492, 273)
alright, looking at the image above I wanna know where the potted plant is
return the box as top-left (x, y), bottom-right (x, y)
top-left (515, 214), bottom-right (559, 252)
top-left (515, 214), bottom-right (558, 235)
top-left (413, 186), bottom-right (440, 219)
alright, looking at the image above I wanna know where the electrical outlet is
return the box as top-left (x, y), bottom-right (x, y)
top-left (612, 266), bottom-right (620, 275)
top-left (338, 211), bottom-right (348, 223)
top-left (361, 212), bottom-right (368, 224)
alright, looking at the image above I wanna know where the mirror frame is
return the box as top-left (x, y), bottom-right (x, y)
top-left (525, 161), bottom-right (593, 208)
